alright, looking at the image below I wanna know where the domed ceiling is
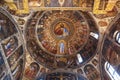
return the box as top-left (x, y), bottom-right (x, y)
top-left (0, 0), bottom-right (120, 80)
top-left (0, 7), bottom-right (25, 80)
top-left (100, 13), bottom-right (120, 80)
top-left (25, 10), bottom-right (100, 69)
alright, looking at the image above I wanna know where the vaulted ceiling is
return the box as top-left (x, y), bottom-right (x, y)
top-left (0, 0), bottom-right (120, 80)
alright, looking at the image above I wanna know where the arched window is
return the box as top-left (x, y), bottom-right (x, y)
top-left (90, 32), bottom-right (99, 39)
top-left (116, 32), bottom-right (120, 43)
top-left (114, 31), bottom-right (120, 44)
top-left (77, 54), bottom-right (83, 63)
top-left (104, 62), bottom-right (120, 80)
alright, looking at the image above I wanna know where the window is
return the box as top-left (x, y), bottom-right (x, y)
top-left (105, 62), bottom-right (120, 80)
top-left (90, 32), bottom-right (99, 39)
top-left (115, 31), bottom-right (120, 44)
top-left (77, 54), bottom-right (83, 63)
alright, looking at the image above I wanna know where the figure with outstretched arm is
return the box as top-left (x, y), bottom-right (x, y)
top-left (60, 24), bottom-right (69, 37)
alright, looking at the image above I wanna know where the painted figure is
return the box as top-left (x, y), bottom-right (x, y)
top-left (60, 42), bottom-right (64, 54)
top-left (54, 23), bottom-right (69, 38)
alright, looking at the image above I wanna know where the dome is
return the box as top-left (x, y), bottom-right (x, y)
top-left (25, 10), bottom-right (100, 69)
top-left (0, 0), bottom-right (120, 80)
top-left (0, 7), bottom-right (25, 80)
top-left (37, 70), bottom-right (87, 80)
top-left (101, 13), bottom-right (120, 80)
